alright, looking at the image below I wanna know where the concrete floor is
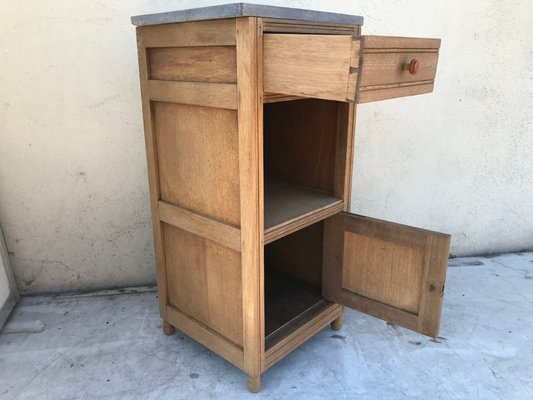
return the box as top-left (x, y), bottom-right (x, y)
top-left (1, 253), bottom-right (532, 400)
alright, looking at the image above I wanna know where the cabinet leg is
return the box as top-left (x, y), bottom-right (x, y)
top-left (247, 375), bottom-right (261, 393)
top-left (330, 309), bottom-right (344, 331)
top-left (162, 320), bottom-right (175, 336)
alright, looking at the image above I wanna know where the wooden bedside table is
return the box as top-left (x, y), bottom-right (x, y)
top-left (132, 3), bottom-right (450, 392)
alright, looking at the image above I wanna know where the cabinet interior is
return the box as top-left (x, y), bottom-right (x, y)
top-left (263, 98), bottom-right (345, 350)
top-left (263, 98), bottom-right (345, 244)
top-left (264, 222), bottom-right (330, 350)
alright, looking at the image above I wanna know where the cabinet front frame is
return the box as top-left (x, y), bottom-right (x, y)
top-left (258, 19), bottom-right (361, 372)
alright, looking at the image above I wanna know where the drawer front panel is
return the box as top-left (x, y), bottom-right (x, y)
top-left (360, 51), bottom-right (438, 87)
top-left (264, 34), bottom-right (360, 102)
top-left (357, 36), bottom-right (440, 103)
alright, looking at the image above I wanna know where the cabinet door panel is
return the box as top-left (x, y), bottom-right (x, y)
top-left (322, 213), bottom-right (450, 337)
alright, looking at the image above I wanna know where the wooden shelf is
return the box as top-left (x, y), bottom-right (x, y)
top-left (264, 179), bottom-right (343, 244)
top-left (265, 269), bottom-right (332, 350)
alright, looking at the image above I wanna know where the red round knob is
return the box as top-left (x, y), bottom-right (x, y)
top-left (407, 59), bottom-right (420, 75)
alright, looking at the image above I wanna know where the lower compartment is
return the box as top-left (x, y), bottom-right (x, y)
top-left (264, 301), bottom-right (341, 371)
top-left (265, 270), bottom-right (332, 349)
top-left (264, 221), bottom-right (335, 354)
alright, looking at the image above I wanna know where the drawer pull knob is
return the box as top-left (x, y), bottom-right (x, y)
top-left (402, 59), bottom-right (420, 75)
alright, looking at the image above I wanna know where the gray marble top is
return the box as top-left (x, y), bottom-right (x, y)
top-left (131, 3), bottom-right (364, 27)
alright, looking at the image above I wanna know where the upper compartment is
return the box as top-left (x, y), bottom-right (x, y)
top-left (263, 99), bottom-right (353, 244)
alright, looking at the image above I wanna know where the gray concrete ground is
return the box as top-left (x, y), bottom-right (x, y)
top-left (1, 253), bottom-right (532, 400)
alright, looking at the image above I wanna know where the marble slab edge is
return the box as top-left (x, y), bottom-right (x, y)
top-left (131, 3), bottom-right (364, 27)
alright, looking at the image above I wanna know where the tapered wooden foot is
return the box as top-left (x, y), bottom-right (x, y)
top-left (162, 320), bottom-right (175, 336)
top-left (330, 313), bottom-right (344, 331)
top-left (247, 375), bottom-right (261, 393)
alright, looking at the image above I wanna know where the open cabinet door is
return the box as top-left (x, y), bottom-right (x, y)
top-left (322, 213), bottom-right (450, 338)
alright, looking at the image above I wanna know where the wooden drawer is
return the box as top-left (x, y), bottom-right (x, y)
top-left (263, 34), bottom-right (360, 102)
top-left (357, 36), bottom-right (441, 103)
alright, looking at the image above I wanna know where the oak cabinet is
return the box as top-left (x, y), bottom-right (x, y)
top-left (132, 4), bottom-right (449, 393)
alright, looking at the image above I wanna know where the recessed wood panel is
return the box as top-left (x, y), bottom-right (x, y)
top-left (154, 102), bottom-right (240, 226)
top-left (264, 99), bottom-right (338, 193)
top-left (148, 46), bottom-right (237, 83)
top-left (138, 19), bottom-right (236, 48)
top-left (164, 223), bottom-right (243, 347)
top-left (323, 213), bottom-right (450, 338)
top-left (342, 231), bottom-right (424, 314)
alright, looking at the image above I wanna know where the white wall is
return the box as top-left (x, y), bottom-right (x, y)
top-left (1, 0), bottom-right (532, 293)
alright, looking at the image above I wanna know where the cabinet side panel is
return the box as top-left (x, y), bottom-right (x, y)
top-left (164, 223), bottom-right (243, 347)
top-left (136, 20), bottom-right (245, 354)
top-left (154, 102), bottom-right (240, 226)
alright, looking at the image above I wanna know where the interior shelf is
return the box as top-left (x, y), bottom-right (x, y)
top-left (264, 179), bottom-right (343, 244)
top-left (265, 269), bottom-right (332, 350)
